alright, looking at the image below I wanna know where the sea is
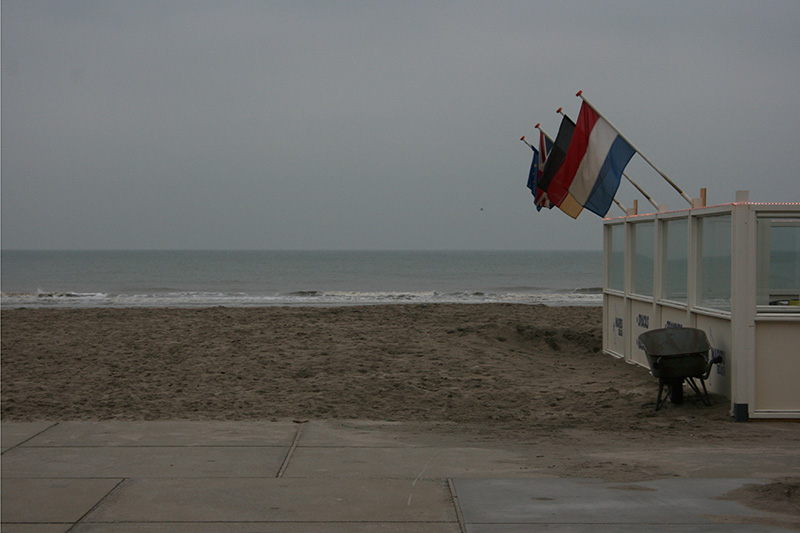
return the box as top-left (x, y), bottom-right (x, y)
top-left (0, 250), bottom-right (603, 308)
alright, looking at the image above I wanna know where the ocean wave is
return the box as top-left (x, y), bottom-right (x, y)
top-left (2, 291), bottom-right (109, 301)
top-left (286, 290), bottom-right (323, 297)
top-left (571, 287), bottom-right (603, 294)
top-left (1, 289), bottom-right (602, 308)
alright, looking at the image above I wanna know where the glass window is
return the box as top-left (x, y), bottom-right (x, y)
top-left (662, 218), bottom-right (688, 302)
top-left (757, 217), bottom-right (800, 309)
top-left (632, 221), bottom-right (654, 297)
top-left (608, 224), bottom-right (624, 291)
top-left (698, 215), bottom-right (731, 311)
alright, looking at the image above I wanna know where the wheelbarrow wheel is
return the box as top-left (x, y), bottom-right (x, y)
top-left (670, 379), bottom-right (684, 405)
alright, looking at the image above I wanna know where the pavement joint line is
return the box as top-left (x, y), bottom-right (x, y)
top-left (66, 520), bottom-right (459, 525)
top-left (276, 422), bottom-right (305, 478)
top-left (65, 477), bottom-right (126, 532)
top-left (0, 421), bottom-right (60, 455)
top-left (447, 478), bottom-right (467, 533)
top-left (20, 444), bottom-right (291, 448)
top-left (466, 522), bottom-right (728, 526)
top-left (3, 475), bottom-right (308, 480)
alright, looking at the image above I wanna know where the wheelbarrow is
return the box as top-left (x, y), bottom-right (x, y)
top-left (638, 328), bottom-right (723, 411)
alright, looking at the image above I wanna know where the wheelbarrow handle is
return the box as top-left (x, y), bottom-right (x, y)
top-left (702, 354), bottom-right (723, 380)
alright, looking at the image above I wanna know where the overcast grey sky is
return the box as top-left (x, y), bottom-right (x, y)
top-left (3, 1), bottom-right (799, 251)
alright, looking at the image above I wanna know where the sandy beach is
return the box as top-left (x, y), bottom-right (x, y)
top-left (0, 304), bottom-right (754, 432)
top-left (0, 305), bottom-right (683, 423)
top-left (3, 304), bottom-right (800, 518)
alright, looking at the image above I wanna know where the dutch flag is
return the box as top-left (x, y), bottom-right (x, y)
top-left (547, 101), bottom-right (636, 218)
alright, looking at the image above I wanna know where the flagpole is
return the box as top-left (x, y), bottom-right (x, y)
top-left (557, 108), bottom-right (660, 212)
top-left (534, 123), bottom-right (554, 144)
top-left (537, 123), bottom-right (628, 214)
top-left (622, 172), bottom-right (659, 210)
top-left (519, 135), bottom-right (535, 149)
top-left (576, 91), bottom-right (693, 207)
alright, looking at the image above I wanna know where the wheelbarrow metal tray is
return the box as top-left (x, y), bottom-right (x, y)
top-left (646, 352), bottom-right (708, 380)
top-left (639, 328), bottom-right (711, 379)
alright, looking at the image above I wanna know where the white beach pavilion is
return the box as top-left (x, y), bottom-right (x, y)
top-left (603, 190), bottom-right (800, 420)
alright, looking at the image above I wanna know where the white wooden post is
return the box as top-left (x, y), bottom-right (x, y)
top-left (730, 190), bottom-right (757, 421)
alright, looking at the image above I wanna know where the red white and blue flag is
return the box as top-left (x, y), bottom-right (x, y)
top-left (547, 101), bottom-right (635, 217)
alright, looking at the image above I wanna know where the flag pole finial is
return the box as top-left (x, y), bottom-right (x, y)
top-left (575, 90), bottom-right (583, 97)
top-left (556, 107), bottom-right (562, 114)
top-left (535, 123), bottom-right (540, 129)
top-left (520, 136), bottom-right (525, 141)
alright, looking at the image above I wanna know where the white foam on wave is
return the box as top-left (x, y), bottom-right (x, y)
top-left (1, 289), bottom-right (601, 308)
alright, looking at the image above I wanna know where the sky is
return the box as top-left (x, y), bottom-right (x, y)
top-left (3, 1), bottom-right (800, 251)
